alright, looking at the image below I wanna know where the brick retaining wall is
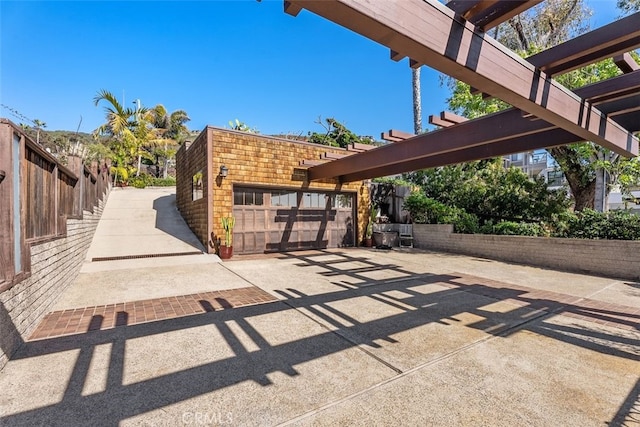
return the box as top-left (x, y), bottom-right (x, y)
top-left (413, 224), bottom-right (640, 281)
top-left (0, 199), bottom-right (106, 369)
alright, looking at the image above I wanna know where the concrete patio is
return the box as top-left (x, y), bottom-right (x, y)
top-left (1, 188), bottom-right (638, 426)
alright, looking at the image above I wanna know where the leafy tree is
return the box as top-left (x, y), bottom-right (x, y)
top-left (617, 0), bottom-right (640, 15)
top-left (32, 119), bottom-right (46, 144)
top-left (93, 89), bottom-right (139, 140)
top-left (93, 91), bottom-right (190, 182)
top-left (405, 158), bottom-right (571, 223)
top-left (145, 105), bottom-right (190, 178)
top-left (93, 89), bottom-right (142, 184)
top-left (444, 0), bottom-right (640, 211)
top-left (403, 191), bottom-right (479, 233)
top-left (562, 209), bottom-right (640, 240)
top-left (308, 117), bottom-right (376, 148)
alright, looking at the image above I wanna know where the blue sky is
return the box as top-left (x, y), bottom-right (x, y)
top-left (0, 0), bottom-right (623, 139)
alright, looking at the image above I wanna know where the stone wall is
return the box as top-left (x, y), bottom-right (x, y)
top-left (177, 127), bottom-right (369, 252)
top-left (413, 224), bottom-right (640, 280)
top-left (0, 200), bottom-right (106, 370)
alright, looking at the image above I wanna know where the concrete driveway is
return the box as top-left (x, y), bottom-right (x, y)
top-left (1, 248), bottom-right (638, 426)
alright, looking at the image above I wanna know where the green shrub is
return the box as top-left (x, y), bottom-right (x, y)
top-left (480, 221), bottom-right (547, 236)
top-left (150, 177), bottom-right (176, 186)
top-left (562, 209), bottom-right (640, 240)
top-left (450, 211), bottom-right (480, 234)
top-left (109, 166), bottom-right (129, 185)
top-left (128, 174), bottom-right (153, 189)
top-left (403, 192), bottom-right (479, 233)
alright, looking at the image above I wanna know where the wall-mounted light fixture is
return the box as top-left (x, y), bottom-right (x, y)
top-left (219, 165), bottom-right (229, 179)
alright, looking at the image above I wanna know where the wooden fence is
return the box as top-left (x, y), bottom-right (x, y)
top-left (0, 118), bottom-right (110, 292)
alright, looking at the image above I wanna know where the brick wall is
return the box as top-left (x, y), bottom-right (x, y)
top-left (0, 199), bottom-right (106, 370)
top-left (414, 224), bottom-right (640, 280)
top-left (176, 130), bottom-right (210, 250)
top-left (177, 127), bottom-right (369, 253)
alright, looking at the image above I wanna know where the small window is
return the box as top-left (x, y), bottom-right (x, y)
top-left (192, 170), bottom-right (204, 201)
top-left (234, 188), bottom-right (264, 206)
top-left (332, 194), bottom-right (353, 209)
top-left (547, 170), bottom-right (564, 186)
top-left (303, 192), bottom-right (329, 208)
top-left (271, 191), bottom-right (297, 207)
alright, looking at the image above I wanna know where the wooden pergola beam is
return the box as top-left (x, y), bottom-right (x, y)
top-left (348, 142), bottom-right (376, 152)
top-left (446, 0), bottom-right (499, 19)
top-left (306, 67), bottom-right (639, 182)
top-left (310, 108), bottom-right (555, 181)
top-left (610, 110), bottom-right (640, 132)
top-left (573, 69), bottom-right (640, 103)
top-left (525, 13), bottom-right (640, 76)
top-left (601, 96), bottom-right (640, 119)
top-left (428, 115), bottom-right (454, 128)
top-left (472, 0), bottom-right (542, 31)
top-left (285, 0), bottom-right (637, 161)
top-left (441, 111), bottom-right (468, 124)
top-left (381, 132), bottom-right (405, 142)
top-left (430, 111), bottom-right (470, 128)
top-left (299, 159), bottom-right (326, 167)
top-left (447, 0), bottom-right (543, 31)
top-left (322, 152), bottom-right (348, 160)
top-left (341, 128), bottom-right (577, 182)
top-left (389, 129), bottom-right (414, 140)
top-left (390, 50), bottom-right (405, 61)
top-left (614, 53), bottom-right (640, 74)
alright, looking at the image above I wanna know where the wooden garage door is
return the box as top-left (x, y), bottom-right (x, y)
top-left (232, 187), bottom-right (356, 254)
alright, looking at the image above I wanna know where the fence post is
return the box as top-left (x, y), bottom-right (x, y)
top-left (68, 154), bottom-right (83, 218)
top-left (104, 159), bottom-right (112, 192)
top-left (0, 123), bottom-right (14, 284)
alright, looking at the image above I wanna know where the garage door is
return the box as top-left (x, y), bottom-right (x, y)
top-left (232, 187), bottom-right (356, 254)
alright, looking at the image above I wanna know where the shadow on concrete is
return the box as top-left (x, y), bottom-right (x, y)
top-left (2, 250), bottom-right (638, 425)
top-left (0, 302), bottom-right (23, 367)
top-left (152, 194), bottom-right (205, 252)
top-left (610, 377), bottom-right (640, 427)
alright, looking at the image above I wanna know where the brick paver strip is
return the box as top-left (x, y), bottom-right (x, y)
top-left (28, 273), bottom-right (638, 341)
top-left (446, 273), bottom-right (639, 332)
top-left (29, 287), bottom-right (277, 341)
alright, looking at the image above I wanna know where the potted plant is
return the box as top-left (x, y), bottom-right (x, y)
top-left (220, 216), bottom-right (235, 259)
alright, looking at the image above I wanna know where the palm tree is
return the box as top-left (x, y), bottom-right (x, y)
top-left (144, 104), bottom-right (190, 177)
top-left (166, 109), bottom-right (190, 142)
top-left (93, 89), bottom-right (137, 140)
top-left (412, 68), bottom-right (422, 135)
top-left (93, 89), bottom-right (142, 184)
top-left (33, 119), bottom-right (47, 144)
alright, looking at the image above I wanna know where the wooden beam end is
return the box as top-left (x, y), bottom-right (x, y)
top-left (614, 52), bottom-right (640, 74)
top-left (284, 1), bottom-right (303, 16)
top-left (390, 50), bottom-right (405, 62)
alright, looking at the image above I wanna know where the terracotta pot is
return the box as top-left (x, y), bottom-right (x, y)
top-left (363, 238), bottom-right (373, 247)
top-left (219, 245), bottom-right (233, 259)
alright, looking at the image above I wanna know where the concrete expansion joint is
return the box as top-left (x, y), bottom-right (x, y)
top-left (278, 305), bottom-right (555, 427)
top-left (582, 280), bottom-right (624, 301)
top-left (219, 263), bottom-right (405, 373)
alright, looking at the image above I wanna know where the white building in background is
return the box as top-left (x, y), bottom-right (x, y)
top-left (503, 151), bottom-right (548, 179)
top-left (504, 151), bottom-right (640, 214)
top-left (503, 150), bottom-right (567, 189)
top-left (608, 186), bottom-right (640, 214)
